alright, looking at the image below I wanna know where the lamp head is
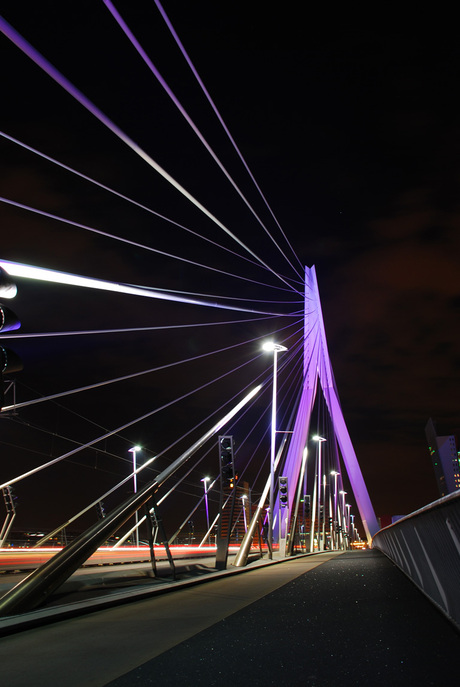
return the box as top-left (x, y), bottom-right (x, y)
top-left (262, 341), bottom-right (288, 353)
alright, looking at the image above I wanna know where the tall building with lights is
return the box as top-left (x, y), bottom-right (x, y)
top-left (425, 418), bottom-right (460, 497)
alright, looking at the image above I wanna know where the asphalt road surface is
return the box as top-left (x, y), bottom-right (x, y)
top-left (0, 550), bottom-right (459, 686)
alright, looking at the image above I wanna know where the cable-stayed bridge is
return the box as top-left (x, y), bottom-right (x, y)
top-left (0, 5), bottom-right (459, 681)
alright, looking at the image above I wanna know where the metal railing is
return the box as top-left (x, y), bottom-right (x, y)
top-left (372, 491), bottom-right (460, 629)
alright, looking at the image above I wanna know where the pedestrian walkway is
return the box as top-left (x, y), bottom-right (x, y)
top-left (0, 550), bottom-right (459, 686)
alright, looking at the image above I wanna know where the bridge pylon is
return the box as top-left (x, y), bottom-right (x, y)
top-left (276, 266), bottom-right (379, 546)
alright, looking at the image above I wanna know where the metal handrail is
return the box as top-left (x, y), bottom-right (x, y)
top-left (372, 491), bottom-right (460, 629)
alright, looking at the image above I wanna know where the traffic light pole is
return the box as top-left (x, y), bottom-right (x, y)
top-left (233, 436), bottom-right (287, 567)
top-left (278, 476), bottom-right (289, 557)
top-left (0, 487), bottom-right (16, 547)
top-left (216, 435), bottom-right (236, 570)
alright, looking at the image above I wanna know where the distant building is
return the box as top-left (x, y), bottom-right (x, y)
top-left (377, 514), bottom-right (407, 529)
top-left (425, 418), bottom-right (460, 496)
top-left (378, 514), bottom-right (393, 529)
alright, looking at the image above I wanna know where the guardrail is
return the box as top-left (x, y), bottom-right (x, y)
top-left (372, 491), bottom-right (460, 629)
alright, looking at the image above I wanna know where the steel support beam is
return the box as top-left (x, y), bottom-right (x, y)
top-left (0, 386), bottom-right (261, 616)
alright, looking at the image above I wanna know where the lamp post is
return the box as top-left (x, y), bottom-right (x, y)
top-left (330, 471), bottom-right (339, 550)
top-left (128, 445), bottom-right (142, 547)
top-left (201, 477), bottom-right (210, 543)
top-left (346, 503), bottom-right (351, 546)
top-left (263, 341), bottom-right (288, 559)
top-left (339, 490), bottom-right (347, 550)
top-left (313, 435), bottom-right (326, 551)
top-left (322, 473), bottom-right (327, 550)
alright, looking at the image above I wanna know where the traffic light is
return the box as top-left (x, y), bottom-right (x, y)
top-left (279, 476), bottom-right (289, 508)
top-left (303, 494), bottom-right (311, 516)
top-left (229, 472), bottom-right (239, 490)
top-left (2, 486), bottom-right (17, 514)
top-left (0, 268), bottom-right (23, 409)
top-left (219, 435), bottom-right (234, 489)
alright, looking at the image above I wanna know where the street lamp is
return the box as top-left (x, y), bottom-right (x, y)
top-left (201, 477), bottom-right (210, 543)
top-left (322, 473), bottom-right (327, 550)
top-left (346, 503), bottom-right (351, 545)
top-left (330, 470), bottom-right (339, 549)
top-left (128, 445), bottom-right (141, 547)
top-left (263, 341), bottom-right (288, 559)
top-left (339, 490), bottom-right (347, 550)
top-left (313, 435), bottom-right (326, 551)
top-left (350, 513), bottom-right (355, 545)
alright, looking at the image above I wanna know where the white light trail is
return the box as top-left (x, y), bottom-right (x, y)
top-left (153, 0), bottom-right (304, 278)
top-left (0, 16), bottom-right (297, 293)
top-left (0, 130), bottom-right (268, 275)
top-left (0, 260), bottom-right (286, 316)
top-left (105, 0), bottom-right (303, 286)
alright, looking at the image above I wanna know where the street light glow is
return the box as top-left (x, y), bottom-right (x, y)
top-left (0, 267), bottom-right (17, 299)
top-left (262, 341), bottom-right (288, 353)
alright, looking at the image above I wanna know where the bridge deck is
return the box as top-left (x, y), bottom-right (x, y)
top-left (0, 550), bottom-right (459, 686)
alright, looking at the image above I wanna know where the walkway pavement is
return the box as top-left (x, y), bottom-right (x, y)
top-left (0, 550), bottom-right (459, 686)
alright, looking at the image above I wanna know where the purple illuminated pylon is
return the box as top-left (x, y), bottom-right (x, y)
top-left (280, 266), bottom-right (379, 544)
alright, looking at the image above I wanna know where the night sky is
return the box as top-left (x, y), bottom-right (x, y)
top-left (1, 3), bottom-right (459, 537)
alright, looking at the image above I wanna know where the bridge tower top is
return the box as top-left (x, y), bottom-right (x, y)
top-left (283, 266), bottom-right (379, 544)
